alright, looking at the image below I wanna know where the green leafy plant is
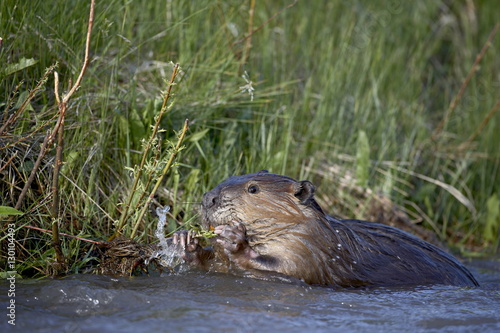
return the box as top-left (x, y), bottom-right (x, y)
top-left (0, 207), bottom-right (23, 216)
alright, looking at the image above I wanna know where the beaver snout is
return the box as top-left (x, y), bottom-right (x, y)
top-left (202, 188), bottom-right (220, 209)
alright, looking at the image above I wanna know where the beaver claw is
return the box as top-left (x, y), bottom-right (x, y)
top-left (172, 230), bottom-right (200, 251)
top-left (172, 230), bottom-right (204, 264)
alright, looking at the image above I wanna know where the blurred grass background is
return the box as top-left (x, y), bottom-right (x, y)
top-left (1, 0), bottom-right (499, 276)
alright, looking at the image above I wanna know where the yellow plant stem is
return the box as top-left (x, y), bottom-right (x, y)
top-left (130, 119), bottom-right (189, 239)
top-left (112, 64), bottom-right (180, 240)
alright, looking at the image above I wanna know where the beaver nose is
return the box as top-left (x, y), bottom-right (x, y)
top-left (202, 190), bottom-right (219, 208)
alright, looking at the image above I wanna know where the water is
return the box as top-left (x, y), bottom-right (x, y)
top-left (1, 259), bottom-right (499, 333)
top-left (146, 206), bottom-right (185, 272)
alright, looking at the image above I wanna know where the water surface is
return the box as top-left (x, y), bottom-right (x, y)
top-left (1, 259), bottom-right (499, 333)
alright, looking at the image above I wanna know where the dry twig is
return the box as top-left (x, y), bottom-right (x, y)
top-left (49, 0), bottom-right (95, 271)
top-left (459, 98), bottom-right (500, 150)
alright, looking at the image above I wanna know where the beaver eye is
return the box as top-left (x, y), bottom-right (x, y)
top-left (247, 185), bottom-right (259, 194)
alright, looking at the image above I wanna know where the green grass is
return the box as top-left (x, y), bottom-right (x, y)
top-left (1, 0), bottom-right (499, 276)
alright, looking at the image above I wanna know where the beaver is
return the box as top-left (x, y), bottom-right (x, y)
top-left (174, 170), bottom-right (479, 288)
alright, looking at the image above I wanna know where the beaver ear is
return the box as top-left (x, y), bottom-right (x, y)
top-left (293, 180), bottom-right (315, 204)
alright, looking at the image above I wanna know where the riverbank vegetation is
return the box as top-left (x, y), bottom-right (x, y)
top-left (1, 0), bottom-right (499, 277)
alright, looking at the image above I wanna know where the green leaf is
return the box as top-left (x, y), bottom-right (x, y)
top-left (188, 128), bottom-right (209, 142)
top-left (3, 58), bottom-right (38, 76)
top-left (0, 272), bottom-right (22, 279)
top-left (0, 206), bottom-right (24, 216)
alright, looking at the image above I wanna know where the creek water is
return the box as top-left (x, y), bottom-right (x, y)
top-left (1, 259), bottom-right (499, 333)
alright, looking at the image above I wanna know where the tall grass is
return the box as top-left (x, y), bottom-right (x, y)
top-left (1, 0), bottom-right (499, 276)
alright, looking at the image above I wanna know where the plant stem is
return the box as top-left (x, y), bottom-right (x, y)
top-left (112, 63), bottom-right (180, 240)
top-left (48, 0), bottom-right (95, 272)
top-left (24, 225), bottom-right (104, 245)
top-left (459, 98), bottom-right (500, 149)
top-left (240, 0), bottom-right (256, 71)
top-left (0, 66), bottom-right (56, 135)
top-left (130, 119), bottom-right (189, 239)
top-left (431, 23), bottom-right (499, 141)
top-left (50, 101), bottom-right (65, 269)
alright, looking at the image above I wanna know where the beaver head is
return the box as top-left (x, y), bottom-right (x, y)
top-left (201, 170), bottom-right (345, 284)
top-left (202, 170), bottom-right (325, 229)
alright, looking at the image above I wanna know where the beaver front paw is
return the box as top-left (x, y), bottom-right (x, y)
top-left (172, 230), bottom-right (206, 265)
top-left (214, 222), bottom-right (247, 252)
top-left (214, 222), bottom-right (260, 260)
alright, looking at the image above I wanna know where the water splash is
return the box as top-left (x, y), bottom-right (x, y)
top-left (146, 205), bottom-right (185, 273)
top-left (155, 205), bottom-right (171, 249)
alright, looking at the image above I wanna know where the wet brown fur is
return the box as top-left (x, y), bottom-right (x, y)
top-left (199, 171), bottom-right (478, 287)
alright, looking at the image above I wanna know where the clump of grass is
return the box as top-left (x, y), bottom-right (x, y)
top-left (0, 0), bottom-right (190, 276)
